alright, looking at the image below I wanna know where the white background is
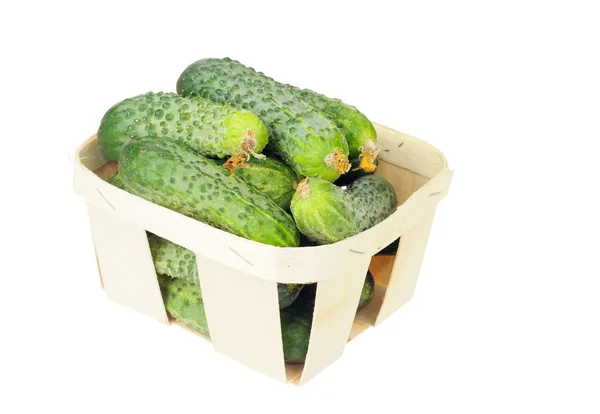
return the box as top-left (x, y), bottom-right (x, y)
top-left (1, 1), bottom-right (599, 412)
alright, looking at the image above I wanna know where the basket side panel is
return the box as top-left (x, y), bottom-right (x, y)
top-left (300, 256), bottom-right (371, 385)
top-left (87, 203), bottom-right (168, 323)
top-left (376, 206), bottom-right (437, 325)
top-left (195, 255), bottom-right (287, 383)
top-left (374, 123), bottom-right (447, 178)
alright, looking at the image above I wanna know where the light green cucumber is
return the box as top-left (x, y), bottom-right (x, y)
top-left (226, 156), bottom-right (298, 210)
top-left (148, 234), bottom-right (198, 284)
top-left (290, 175), bottom-right (397, 244)
top-left (158, 275), bottom-right (209, 336)
top-left (119, 138), bottom-right (299, 247)
top-left (107, 173), bottom-right (125, 189)
top-left (293, 89), bottom-right (378, 169)
top-left (98, 92), bottom-right (268, 163)
top-left (176, 58), bottom-right (350, 182)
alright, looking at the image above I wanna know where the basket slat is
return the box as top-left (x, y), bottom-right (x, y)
top-left (196, 255), bottom-right (287, 383)
top-left (87, 203), bottom-right (167, 323)
top-left (376, 206), bottom-right (437, 325)
top-left (300, 256), bottom-right (371, 385)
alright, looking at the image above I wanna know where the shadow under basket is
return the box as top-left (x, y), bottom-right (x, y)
top-left (73, 123), bottom-right (453, 386)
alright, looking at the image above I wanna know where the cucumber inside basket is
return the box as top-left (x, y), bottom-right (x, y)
top-left (75, 57), bottom-right (451, 385)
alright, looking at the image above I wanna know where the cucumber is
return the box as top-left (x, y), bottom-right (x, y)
top-left (294, 89), bottom-right (378, 171)
top-left (358, 271), bottom-right (375, 309)
top-left (277, 283), bottom-right (304, 309)
top-left (176, 58), bottom-right (350, 182)
top-left (334, 157), bottom-right (379, 186)
top-left (119, 137), bottom-right (300, 247)
top-left (148, 234), bottom-right (303, 309)
top-left (225, 156), bottom-right (298, 210)
top-left (158, 275), bottom-right (209, 336)
top-left (291, 175), bottom-right (397, 244)
top-left (280, 294), bottom-right (313, 364)
top-left (107, 172), bottom-right (126, 189)
top-left (98, 92), bottom-right (268, 166)
top-left (148, 234), bottom-right (199, 284)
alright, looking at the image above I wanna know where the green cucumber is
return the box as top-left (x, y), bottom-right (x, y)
top-left (291, 175), bottom-right (397, 244)
top-left (158, 275), bottom-right (209, 336)
top-left (98, 92), bottom-right (268, 163)
top-left (148, 234), bottom-right (199, 285)
top-left (176, 58), bottom-right (350, 182)
top-left (226, 156), bottom-right (298, 210)
top-left (280, 295), bottom-right (313, 364)
top-left (107, 172), bottom-right (126, 189)
top-left (294, 89), bottom-right (378, 170)
top-left (358, 271), bottom-right (375, 309)
top-left (119, 138), bottom-right (299, 247)
top-left (334, 157), bottom-right (378, 187)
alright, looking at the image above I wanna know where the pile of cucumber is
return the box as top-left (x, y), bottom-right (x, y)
top-left (99, 58), bottom-right (398, 363)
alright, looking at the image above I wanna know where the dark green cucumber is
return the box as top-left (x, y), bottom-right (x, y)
top-left (291, 175), bottom-right (397, 244)
top-left (226, 156), bottom-right (298, 210)
top-left (294, 88), bottom-right (378, 169)
top-left (334, 157), bottom-right (379, 187)
top-left (280, 295), bottom-right (313, 364)
top-left (98, 92), bottom-right (268, 162)
top-left (119, 138), bottom-right (299, 247)
top-left (176, 58), bottom-right (350, 182)
top-left (158, 275), bottom-right (209, 336)
top-left (358, 271), bottom-right (375, 309)
top-left (277, 283), bottom-right (304, 309)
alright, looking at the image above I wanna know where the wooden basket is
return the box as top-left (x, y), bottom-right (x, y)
top-left (72, 123), bottom-right (453, 385)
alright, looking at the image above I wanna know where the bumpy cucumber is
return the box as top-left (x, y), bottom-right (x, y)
top-left (107, 173), bottom-right (125, 189)
top-left (158, 275), bottom-right (209, 336)
top-left (226, 156), bottom-right (298, 210)
top-left (358, 271), bottom-right (375, 309)
top-left (294, 89), bottom-right (378, 170)
top-left (119, 138), bottom-right (299, 247)
top-left (291, 175), bottom-right (397, 244)
top-left (98, 92), bottom-right (268, 163)
top-left (176, 58), bottom-right (350, 182)
top-left (280, 296), bottom-right (313, 364)
top-left (148, 234), bottom-right (199, 284)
